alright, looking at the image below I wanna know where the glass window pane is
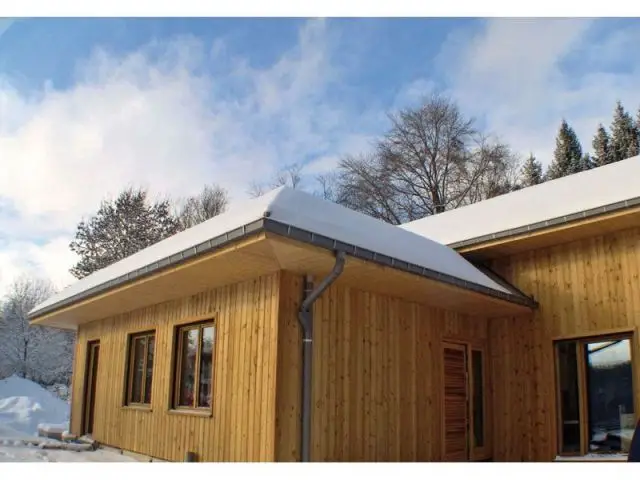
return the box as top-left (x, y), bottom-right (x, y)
top-left (178, 328), bottom-right (199, 407)
top-left (557, 341), bottom-right (581, 454)
top-left (144, 335), bottom-right (155, 404)
top-left (198, 326), bottom-right (214, 408)
top-left (131, 337), bottom-right (146, 403)
top-left (472, 350), bottom-right (484, 448)
top-left (585, 338), bottom-right (634, 453)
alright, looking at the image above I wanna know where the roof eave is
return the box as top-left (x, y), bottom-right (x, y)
top-left (447, 195), bottom-right (640, 251)
top-left (29, 218), bottom-right (537, 321)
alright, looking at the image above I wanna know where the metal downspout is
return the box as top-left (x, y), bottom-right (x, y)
top-left (297, 250), bottom-right (346, 462)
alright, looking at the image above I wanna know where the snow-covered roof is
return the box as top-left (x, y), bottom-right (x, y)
top-left (401, 155), bottom-right (640, 246)
top-left (30, 186), bottom-right (527, 319)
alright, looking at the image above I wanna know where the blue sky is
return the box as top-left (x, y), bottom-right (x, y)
top-left (2, 17), bottom-right (640, 293)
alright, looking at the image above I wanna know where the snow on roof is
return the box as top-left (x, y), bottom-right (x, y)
top-left (30, 186), bottom-right (514, 317)
top-left (401, 155), bottom-right (640, 246)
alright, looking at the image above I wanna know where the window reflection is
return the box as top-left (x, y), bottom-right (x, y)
top-left (585, 339), bottom-right (634, 453)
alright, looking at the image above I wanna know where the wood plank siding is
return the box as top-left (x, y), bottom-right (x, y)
top-left (70, 266), bottom-right (497, 462)
top-left (275, 270), bottom-right (491, 462)
top-left (70, 272), bottom-right (281, 462)
top-left (488, 225), bottom-right (640, 461)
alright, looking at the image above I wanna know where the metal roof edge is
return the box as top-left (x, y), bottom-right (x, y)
top-left (261, 219), bottom-right (537, 310)
top-left (29, 217), bottom-right (537, 322)
top-left (28, 218), bottom-right (268, 320)
top-left (448, 196), bottom-right (640, 250)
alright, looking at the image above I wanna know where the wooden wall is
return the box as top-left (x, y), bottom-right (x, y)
top-left (488, 225), bottom-right (640, 461)
top-left (70, 272), bottom-right (281, 462)
top-left (274, 270), bottom-right (491, 462)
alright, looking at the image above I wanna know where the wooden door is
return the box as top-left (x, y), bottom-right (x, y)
top-left (82, 341), bottom-right (100, 436)
top-left (442, 342), bottom-right (469, 461)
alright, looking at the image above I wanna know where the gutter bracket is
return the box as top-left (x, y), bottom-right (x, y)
top-left (296, 250), bottom-right (346, 462)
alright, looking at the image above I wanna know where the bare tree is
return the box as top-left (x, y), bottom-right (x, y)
top-left (463, 139), bottom-right (522, 203)
top-left (248, 163), bottom-right (304, 198)
top-left (176, 184), bottom-right (229, 230)
top-left (336, 153), bottom-right (410, 224)
top-left (0, 276), bottom-right (75, 384)
top-left (334, 93), bottom-right (518, 224)
top-left (314, 171), bottom-right (342, 202)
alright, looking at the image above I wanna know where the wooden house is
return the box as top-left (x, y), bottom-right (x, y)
top-left (402, 154), bottom-right (640, 461)
top-left (28, 155), bottom-right (640, 462)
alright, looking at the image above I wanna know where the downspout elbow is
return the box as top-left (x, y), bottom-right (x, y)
top-left (297, 250), bottom-right (346, 336)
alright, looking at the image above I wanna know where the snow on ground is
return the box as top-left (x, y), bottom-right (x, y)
top-left (0, 444), bottom-right (136, 462)
top-left (0, 375), bottom-right (135, 462)
top-left (0, 375), bottom-right (69, 437)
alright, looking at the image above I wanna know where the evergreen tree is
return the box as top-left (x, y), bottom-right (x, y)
top-left (636, 107), bottom-right (640, 155)
top-left (547, 119), bottom-right (583, 180)
top-left (580, 153), bottom-right (595, 171)
top-left (520, 153), bottom-right (544, 187)
top-left (592, 124), bottom-right (612, 167)
top-left (69, 187), bottom-right (180, 279)
top-left (610, 101), bottom-right (639, 162)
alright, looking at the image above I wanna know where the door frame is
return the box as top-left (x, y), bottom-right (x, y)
top-left (441, 338), bottom-right (491, 461)
top-left (81, 340), bottom-right (100, 437)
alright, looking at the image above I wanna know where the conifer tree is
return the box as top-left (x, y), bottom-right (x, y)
top-left (610, 101), bottom-right (639, 162)
top-left (69, 187), bottom-right (181, 279)
top-left (592, 124), bottom-right (612, 167)
top-left (636, 107), bottom-right (640, 156)
top-left (547, 119), bottom-right (583, 180)
top-left (520, 153), bottom-right (544, 187)
top-left (580, 153), bottom-right (595, 171)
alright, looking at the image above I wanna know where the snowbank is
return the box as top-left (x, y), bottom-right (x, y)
top-left (0, 375), bottom-right (70, 437)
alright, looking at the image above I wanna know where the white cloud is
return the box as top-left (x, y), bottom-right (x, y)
top-left (302, 133), bottom-right (376, 175)
top-left (5, 18), bottom-right (640, 298)
top-left (439, 18), bottom-right (640, 166)
top-left (0, 18), bottom-right (367, 296)
top-left (0, 237), bottom-right (77, 295)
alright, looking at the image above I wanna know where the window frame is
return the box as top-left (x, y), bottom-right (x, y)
top-left (470, 346), bottom-right (487, 458)
top-left (554, 332), bottom-right (636, 457)
top-left (171, 320), bottom-right (216, 412)
top-left (124, 330), bottom-right (156, 408)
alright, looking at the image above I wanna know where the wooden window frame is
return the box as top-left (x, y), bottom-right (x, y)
top-left (124, 330), bottom-right (156, 407)
top-left (470, 346), bottom-right (489, 461)
top-left (171, 320), bottom-right (215, 412)
top-left (554, 332), bottom-right (635, 457)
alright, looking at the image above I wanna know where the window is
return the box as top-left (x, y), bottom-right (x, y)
top-left (555, 334), bottom-right (635, 456)
top-left (173, 321), bottom-right (215, 410)
top-left (471, 349), bottom-right (485, 449)
top-left (125, 331), bottom-right (155, 406)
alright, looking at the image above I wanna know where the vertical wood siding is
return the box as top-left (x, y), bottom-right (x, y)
top-left (274, 270), bottom-right (490, 462)
top-left (488, 226), bottom-right (640, 461)
top-left (70, 272), bottom-right (280, 462)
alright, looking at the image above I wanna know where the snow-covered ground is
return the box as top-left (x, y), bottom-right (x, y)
top-left (0, 442), bottom-right (136, 462)
top-left (0, 375), bottom-right (134, 462)
top-left (0, 375), bottom-right (70, 436)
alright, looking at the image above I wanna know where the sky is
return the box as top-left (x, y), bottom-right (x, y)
top-left (2, 17), bottom-right (640, 295)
